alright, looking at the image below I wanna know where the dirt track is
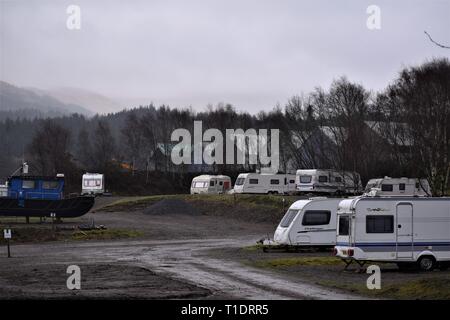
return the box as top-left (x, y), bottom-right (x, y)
top-left (0, 197), bottom-right (363, 299)
top-left (0, 238), bottom-right (360, 300)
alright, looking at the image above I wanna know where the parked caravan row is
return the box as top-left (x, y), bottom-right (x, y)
top-left (274, 196), bottom-right (450, 271)
top-left (190, 175), bottom-right (232, 194)
top-left (189, 172), bottom-right (433, 197)
top-left (190, 173), bottom-right (297, 195)
top-left (295, 169), bottom-right (362, 196)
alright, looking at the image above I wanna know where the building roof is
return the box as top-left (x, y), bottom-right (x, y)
top-left (8, 175), bottom-right (63, 181)
top-left (364, 121), bottom-right (413, 146)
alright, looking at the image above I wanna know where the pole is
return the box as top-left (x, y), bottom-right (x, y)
top-left (7, 238), bottom-right (11, 258)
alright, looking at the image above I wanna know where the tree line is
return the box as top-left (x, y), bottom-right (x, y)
top-left (0, 58), bottom-right (448, 195)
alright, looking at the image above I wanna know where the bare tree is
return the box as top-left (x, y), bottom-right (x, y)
top-left (92, 119), bottom-right (116, 173)
top-left (424, 31), bottom-right (450, 49)
top-left (121, 112), bottom-right (142, 175)
top-left (28, 119), bottom-right (73, 176)
top-left (376, 58), bottom-right (450, 195)
top-left (77, 127), bottom-right (94, 169)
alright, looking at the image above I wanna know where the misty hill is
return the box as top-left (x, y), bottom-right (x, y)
top-left (42, 87), bottom-right (124, 115)
top-left (0, 81), bottom-right (93, 118)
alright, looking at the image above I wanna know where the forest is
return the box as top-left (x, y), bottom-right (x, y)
top-left (0, 58), bottom-right (449, 196)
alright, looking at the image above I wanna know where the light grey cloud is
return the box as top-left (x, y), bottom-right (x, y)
top-left (1, 0), bottom-right (448, 113)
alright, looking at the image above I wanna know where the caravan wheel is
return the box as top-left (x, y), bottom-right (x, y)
top-left (417, 256), bottom-right (436, 271)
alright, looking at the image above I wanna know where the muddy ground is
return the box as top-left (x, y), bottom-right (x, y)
top-left (1, 195), bottom-right (449, 300)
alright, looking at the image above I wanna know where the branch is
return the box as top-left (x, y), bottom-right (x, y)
top-left (424, 31), bottom-right (450, 49)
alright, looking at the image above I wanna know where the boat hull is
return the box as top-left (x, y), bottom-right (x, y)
top-left (0, 196), bottom-right (95, 218)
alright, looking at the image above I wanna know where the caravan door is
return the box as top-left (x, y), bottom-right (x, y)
top-left (396, 203), bottom-right (413, 259)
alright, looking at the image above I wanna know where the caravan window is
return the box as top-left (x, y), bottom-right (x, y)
top-left (338, 216), bottom-right (350, 235)
top-left (270, 179), bottom-right (280, 185)
top-left (280, 209), bottom-right (299, 228)
top-left (193, 181), bottom-right (208, 188)
top-left (84, 179), bottom-right (100, 187)
top-left (249, 179), bottom-right (259, 185)
top-left (22, 180), bottom-right (36, 189)
top-left (381, 184), bottom-right (393, 192)
top-left (289, 179), bottom-right (295, 184)
top-left (299, 176), bottom-right (312, 183)
top-left (399, 183), bottom-right (405, 191)
top-left (210, 181), bottom-right (215, 187)
top-left (235, 178), bottom-right (245, 186)
top-left (318, 176), bottom-right (328, 183)
top-left (366, 215), bottom-right (394, 233)
top-left (302, 211), bottom-right (331, 226)
top-left (43, 181), bottom-right (59, 189)
top-left (335, 177), bottom-right (342, 183)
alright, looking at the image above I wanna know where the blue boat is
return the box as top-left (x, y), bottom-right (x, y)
top-left (0, 174), bottom-right (95, 218)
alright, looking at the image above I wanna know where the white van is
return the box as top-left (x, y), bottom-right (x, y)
top-left (233, 173), bottom-right (296, 194)
top-left (274, 198), bottom-right (342, 247)
top-left (81, 173), bottom-right (105, 196)
top-left (335, 197), bottom-right (450, 271)
top-left (364, 177), bottom-right (431, 197)
top-left (190, 175), bottom-right (232, 194)
top-left (296, 169), bottom-right (362, 195)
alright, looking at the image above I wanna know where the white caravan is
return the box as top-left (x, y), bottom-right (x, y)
top-left (296, 169), bottom-right (362, 195)
top-left (364, 177), bottom-right (431, 197)
top-left (334, 197), bottom-right (450, 271)
top-left (233, 173), bottom-right (296, 194)
top-left (274, 198), bottom-right (342, 247)
top-left (81, 173), bottom-right (105, 195)
top-left (190, 175), bottom-right (232, 194)
top-left (0, 183), bottom-right (7, 197)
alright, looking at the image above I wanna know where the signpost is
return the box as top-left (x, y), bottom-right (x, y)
top-left (51, 213), bottom-right (56, 232)
top-left (4, 229), bottom-right (12, 258)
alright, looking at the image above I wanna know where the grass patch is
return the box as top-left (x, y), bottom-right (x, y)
top-left (379, 278), bottom-right (450, 299)
top-left (317, 277), bottom-right (450, 300)
top-left (71, 229), bottom-right (143, 241)
top-left (96, 195), bottom-right (183, 212)
top-left (253, 256), bottom-right (342, 268)
top-left (0, 217), bottom-right (45, 224)
top-left (0, 226), bottom-right (143, 244)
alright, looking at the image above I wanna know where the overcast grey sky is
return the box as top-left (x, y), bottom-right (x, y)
top-left (1, 0), bottom-right (449, 113)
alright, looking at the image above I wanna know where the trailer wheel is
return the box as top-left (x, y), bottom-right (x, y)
top-left (417, 256), bottom-right (436, 271)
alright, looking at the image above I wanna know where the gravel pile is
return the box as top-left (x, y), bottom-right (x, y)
top-left (143, 199), bottom-right (201, 216)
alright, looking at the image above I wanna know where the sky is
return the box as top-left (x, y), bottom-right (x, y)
top-left (1, 0), bottom-right (449, 113)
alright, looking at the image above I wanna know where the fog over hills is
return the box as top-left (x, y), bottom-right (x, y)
top-left (0, 81), bottom-right (128, 119)
top-left (41, 87), bottom-right (124, 115)
top-left (0, 81), bottom-right (93, 118)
